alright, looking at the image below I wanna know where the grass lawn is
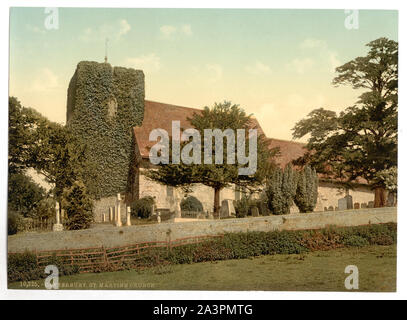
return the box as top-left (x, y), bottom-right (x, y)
top-left (9, 245), bottom-right (396, 292)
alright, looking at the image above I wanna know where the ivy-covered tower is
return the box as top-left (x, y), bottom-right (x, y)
top-left (66, 61), bottom-right (145, 199)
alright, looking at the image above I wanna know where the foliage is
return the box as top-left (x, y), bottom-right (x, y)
top-left (32, 197), bottom-right (55, 220)
top-left (234, 194), bottom-right (269, 218)
top-left (146, 101), bottom-right (277, 215)
top-left (234, 196), bottom-right (253, 218)
top-left (62, 180), bottom-right (94, 230)
top-left (292, 38), bottom-right (398, 207)
top-left (374, 167), bottom-right (397, 193)
top-left (67, 62), bottom-right (145, 199)
top-left (167, 223), bottom-right (396, 265)
top-left (8, 173), bottom-right (46, 217)
top-left (8, 96), bottom-right (96, 202)
top-left (294, 165), bottom-right (318, 213)
top-left (7, 223), bottom-right (396, 281)
top-left (8, 97), bottom-right (43, 174)
top-left (343, 235), bottom-right (369, 247)
top-left (265, 164), bottom-right (297, 215)
top-left (8, 211), bottom-right (24, 235)
top-left (180, 196), bottom-right (203, 212)
top-left (8, 251), bottom-right (80, 282)
top-left (131, 196), bottom-right (155, 219)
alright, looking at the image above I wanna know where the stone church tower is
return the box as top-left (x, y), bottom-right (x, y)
top-left (66, 61), bottom-right (145, 201)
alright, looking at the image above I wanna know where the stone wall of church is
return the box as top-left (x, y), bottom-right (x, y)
top-left (314, 181), bottom-right (374, 212)
top-left (138, 173), bottom-right (237, 213)
top-left (137, 174), bottom-right (375, 214)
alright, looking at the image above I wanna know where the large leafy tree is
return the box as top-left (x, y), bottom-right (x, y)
top-left (292, 38), bottom-right (397, 207)
top-left (8, 97), bottom-right (96, 201)
top-left (146, 101), bottom-right (277, 215)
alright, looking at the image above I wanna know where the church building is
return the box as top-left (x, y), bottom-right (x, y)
top-left (66, 61), bottom-right (375, 221)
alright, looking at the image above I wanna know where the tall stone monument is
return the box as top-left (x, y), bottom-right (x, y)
top-left (52, 202), bottom-right (64, 232)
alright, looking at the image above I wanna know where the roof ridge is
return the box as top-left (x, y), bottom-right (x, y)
top-left (145, 99), bottom-right (202, 112)
top-left (268, 137), bottom-right (306, 145)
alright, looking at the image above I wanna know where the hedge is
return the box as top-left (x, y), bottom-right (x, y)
top-left (7, 223), bottom-right (396, 282)
top-left (8, 252), bottom-right (80, 282)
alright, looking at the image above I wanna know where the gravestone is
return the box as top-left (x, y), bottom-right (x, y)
top-left (338, 198), bottom-right (347, 211)
top-left (220, 199), bottom-right (236, 218)
top-left (338, 195), bottom-right (353, 210)
top-left (368, 201), bottom-right (374, 208)
top-left (251, 207), bottom-right (259, 217)
top-left (328, 206), bottom-right (334, 211)
top-left (157, 212), bottom-right (161, 223)
top-left (109, 207), bottom-right (113, 222)
top-left (354, 202), bottom-right (360, 209)
top-left (115, 193), bottom-right (122, 227)
top-left (361, 203), bottom-right (367, 209)
top-left (126, 206), bottom-right (131, 226)
top-left (324, 207), bottom-right (328, 211)
top-left (345, 195), bottom-right (353, 209)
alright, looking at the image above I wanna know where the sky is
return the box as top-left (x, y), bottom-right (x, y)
top-left (9, 8), bottom-right (398, 141)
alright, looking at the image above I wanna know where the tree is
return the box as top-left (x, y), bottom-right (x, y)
top-left (8, 96), bottom-right (97, 202)
top-left (146, 101), bottom-right (276, 215)
top-left (8, 97), bottom-right (44, 174)
top-left (62, 180), bottom-right (94, 230)
top-left (294, 165), bottom-right (318, 213)
top-left (7, 173), bottom-right (46, 217)
top-left (292, 38), bottom-right (397, 207)
top-left (29, 121), bottom-right (97, 200)
top-left (265, 164), bottom-right (297, 215)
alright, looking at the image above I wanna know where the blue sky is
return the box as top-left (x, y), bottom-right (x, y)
top-left (9, 8), bottom-right (398, 140)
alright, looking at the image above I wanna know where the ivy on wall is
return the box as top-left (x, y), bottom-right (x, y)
top-left (67, 61), bottom-right (145, 199)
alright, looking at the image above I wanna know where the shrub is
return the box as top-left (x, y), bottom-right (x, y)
top-left (8, 173), bottom-right (46, 218)
top-left (343, 235), bottom-right (369, 247)
top-left (62, 180), bottom-right (94, 230)
top-left (266, 164), bottom-right (297, 215)
top-left (181, 196), bottom-right (203, 212)
top-left (131, 196), bottom-right (155, 219)
top-left (294, 165), bottom-right (318, 213)
top-left (8, 211), bottom-right (24, 235)
top-left (32, 198), bottom-right (55, 220)
top-left (234, 196), bottom-right (252, 218)
top-left (8, 252), bottom-right (80, 282)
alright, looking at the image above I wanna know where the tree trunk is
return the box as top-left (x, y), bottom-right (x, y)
top-left (214, 187), bottom-right (221, 218)
top-left (374, 187), bottom-right (388, 208)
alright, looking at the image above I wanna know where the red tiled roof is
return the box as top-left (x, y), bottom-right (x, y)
top-left (133, 100), bottom-right (368, 185)
top-left (134, 100), bottom-right (266, 158)
top-left (266, 138), bottom-right (307, 167)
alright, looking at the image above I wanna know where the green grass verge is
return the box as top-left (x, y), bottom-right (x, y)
top-left (9, 244), bottom-right (396, 292)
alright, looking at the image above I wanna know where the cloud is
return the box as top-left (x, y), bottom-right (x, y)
top-left (300, 38), bottom-right (325, 49)
top-left (206, 64), bottom-right (223, 82)
top-left (287, 58), bottom-right (314, 74)
top-left (118, 19), bottom-right (131, 37)
top-left (160, 25), bottom-right (177, 37)
top-left (299, 38), bottom-right (341, 73)
top-left (159, 24), bottom-right (193, 38)
top-left (181, 24), bottom-right (192, 36)
top-left (30, 68), bottom-right (59, 92)
top-left (245, 61), bottom-right (272, 75)
top-left (125, 53), bottom-right (161, 74)
top-left (80, 19), bottom-right (131, 42)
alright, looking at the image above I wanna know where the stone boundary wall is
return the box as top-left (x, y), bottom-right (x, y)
top-left (8, 207), bottom-right (396, 253)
